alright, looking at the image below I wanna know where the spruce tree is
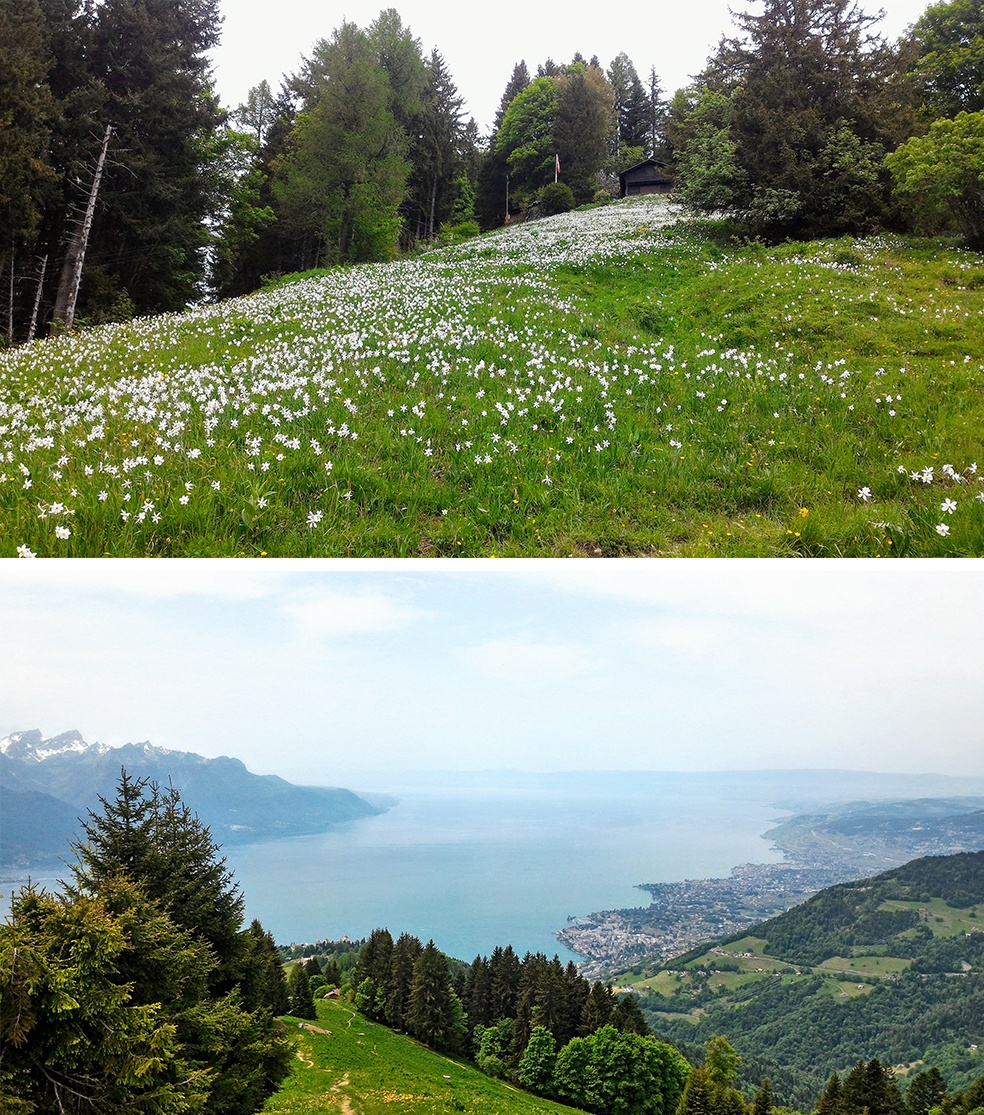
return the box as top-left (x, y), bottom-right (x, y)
top-left (0, 881), bottom-right (212, 1113)
top-left (59, 0), bottom-right (225, 316)
top-left (494, 61), bottom-right (532, 132)
top-left (406, 939), bottom-right (463, 1052)
top-left (906, 1068), bottom-right (948, 1115)
top-left (0, 0), bottom-right (56, 338)
top-left (608, 53), bottom-right (649, 156)
top-left (552, 62), bottom-right (616, 202)
top-left (70, 773), bottom-right (244, 986)
top-left (288, 961), bottom-right (317, 1020)
top-left (62, 772), bottom-right (292, 1113)
top-left (385, 931), bottom-right (423, 1030)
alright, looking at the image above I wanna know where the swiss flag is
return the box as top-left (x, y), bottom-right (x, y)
top-left (555, 154), bottom-right (561, 175)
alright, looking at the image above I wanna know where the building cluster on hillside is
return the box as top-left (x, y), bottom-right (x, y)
top-left (557, 862), bottom-right (851, 977)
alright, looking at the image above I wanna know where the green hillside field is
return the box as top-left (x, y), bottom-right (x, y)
top-left (4, 197), bottom-right (984, 556)
top-left (624, 852), bottom-right (984, 1107)
top-left (266, 998), bottom-right (586, 1115)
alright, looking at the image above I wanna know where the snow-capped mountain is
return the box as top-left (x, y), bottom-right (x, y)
top-left (0, 728), bottom-right (112, 762)
top-left (0, 728), bottom-right (381, 869)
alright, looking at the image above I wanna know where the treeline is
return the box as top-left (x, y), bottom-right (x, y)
top-left (3, 0), bottom-right (983, 343)
top-left (0, 0), bottom-right (663, 339)
top-left (296, 926), bottom-right (690, 1114)
top-left (0, 773), bottom-right (292, 1113)
top-left (666, 0), bottom-right (984, 244)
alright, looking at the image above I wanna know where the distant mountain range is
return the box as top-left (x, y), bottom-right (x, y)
top-left (0, 729), bottom-right (382, 870)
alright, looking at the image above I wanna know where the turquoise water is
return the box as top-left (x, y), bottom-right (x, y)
top-left (226, 771), bottom-right (791, 961)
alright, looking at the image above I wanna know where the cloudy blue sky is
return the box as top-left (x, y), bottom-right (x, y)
top-left (2, 561), bottom-right (981, 784)
top-left (211, 0), bottom-right (931, 131)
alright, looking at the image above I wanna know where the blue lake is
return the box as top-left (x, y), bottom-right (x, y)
top-left (225, 771), bottom-right (793, 961)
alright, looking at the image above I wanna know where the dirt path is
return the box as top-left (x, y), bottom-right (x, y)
top-left (331, 1073), bottom-right (357, 1115)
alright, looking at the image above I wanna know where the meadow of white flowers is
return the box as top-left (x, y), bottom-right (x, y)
top-left (1, 197), bottom-right (981, 556)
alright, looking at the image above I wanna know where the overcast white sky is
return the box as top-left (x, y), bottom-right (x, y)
top-left (3, 560), bottom-right (981, 785)
top-left (210, 0), bottom-right (933, 133)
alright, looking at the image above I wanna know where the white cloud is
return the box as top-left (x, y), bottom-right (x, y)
top-left (465, 636), bottom-right (597, 685)
top-left (284, 591), bottom-right (423, 640)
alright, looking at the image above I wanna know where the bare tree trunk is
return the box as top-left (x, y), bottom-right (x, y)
top-left (26, 255), bottom-right (49, 343)
top-left (429, 178), bottom-right (438, 241)
top-left (52, 124), bottom-right (113, 330)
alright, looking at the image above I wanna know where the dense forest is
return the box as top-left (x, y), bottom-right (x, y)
top-left (2, 0), bottom-right (983, 344)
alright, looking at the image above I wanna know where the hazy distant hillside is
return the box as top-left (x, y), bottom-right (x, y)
top-left (628, 851), bottom-right (984, 1106)
top-left (0, 729), bottom-right (381, 869)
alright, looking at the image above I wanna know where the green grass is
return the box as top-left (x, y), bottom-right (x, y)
top-left (879, 898), bottom-right (982, 937)
top-left (265, 999), bottom-right (585, 1115)
top-left (4, 198), bottom-right (984, 556)
top-left (817, 955), bottom-right (912, 977)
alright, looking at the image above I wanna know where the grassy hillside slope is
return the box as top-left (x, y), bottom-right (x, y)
top-left (4, 198), bottom-right (984, 556)
top-left (266, 998), bottom-right (585, 1115)
top-left (626, 852), bottom-right (984, 1107)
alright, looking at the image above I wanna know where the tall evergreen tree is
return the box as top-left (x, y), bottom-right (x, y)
top-left (70, 773), bottom-right (245, 987)
top-left (58, 0), bottom-right (224, 316)
top-left (7, 775), bottom-right (291, 1114)
top-left (288, 961), bottom-right (317, 1020)
top-left (407, 49), bottom-right (467, 242)
top-left (494, 60), bottom-right (532, 132)
top-left (906, 1067), bottom-right (948, 1115)
top-left (552, 62), bottom-right (616, 202)
top-left (406, 939), bottom-right (464, 1052)
top-left (645, 67), bottom-right (669, 160)
top-left (385, 931), bottom-right (423, 1030)
top-left (677, 0), bottom-right (913, 237)
top-left (0, 0), bottom-right (56, 338)
top-left (0, 881), bottom-right (213, 1113)
top-left (608, 53), bottom-right (649, 157)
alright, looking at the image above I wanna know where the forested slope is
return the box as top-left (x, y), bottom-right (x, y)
top-left (628, 853), bottom-right (984, 1107)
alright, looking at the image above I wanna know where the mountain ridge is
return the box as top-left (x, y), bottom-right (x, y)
top-left (0, 728), bottom-right (383, 870)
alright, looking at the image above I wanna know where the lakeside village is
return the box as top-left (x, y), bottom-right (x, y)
top-left (557, 861), bottom-right (850, 978)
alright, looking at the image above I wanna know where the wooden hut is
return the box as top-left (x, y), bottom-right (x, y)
top-left (618, 159), bottom-right (673, 198)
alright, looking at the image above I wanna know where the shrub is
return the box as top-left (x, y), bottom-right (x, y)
top-left (539, 182), bottom-right (576, 215)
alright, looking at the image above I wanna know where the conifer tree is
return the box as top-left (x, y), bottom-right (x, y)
top-left (58, 0), bottom-right (225, 316)
top-left (582, 979), bottom-right (616, 1034)
top-left (906, 1067), bottom-right (948, 1115)
top-left (406, 939), bottom-right (464, 1052)
top-left (288, 961), bottom-right (317, 1020)
top-left (676, 0), bottom-right (911, 237)
top-left (385, 931), bottom-right (423, 1030)
top-left (608, 53), bottom-right (649, 157)
top-left (70, 773), bottom-right (245, 987)
top-left (0, 0), bottom-right (56, 333)
top-left (753, 1078), bottom-right (774, 1115)
top-left (552, 62), bottom-right (616, 202)
top-left (4, 775), bottom-right (292, 1114)
top-left (494, 61), bottom-right (532, 131)
top-left (0, 881), bottom-right (212, 1113)
top-left (274, 20), bottom-right (409, 266)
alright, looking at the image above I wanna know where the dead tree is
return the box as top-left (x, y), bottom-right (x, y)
top-left (52, 124), bottom-right (114, 330)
